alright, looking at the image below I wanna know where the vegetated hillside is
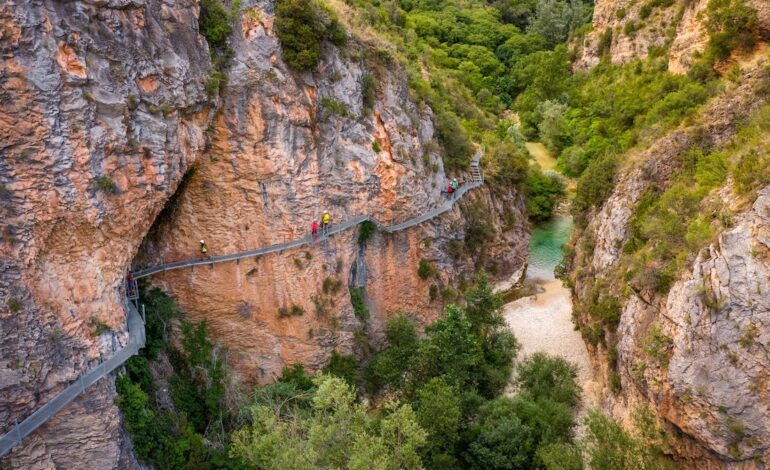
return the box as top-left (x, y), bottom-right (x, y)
top-left (558, 0), bottom-right (770, 465)
top-left (118, 275), bottom-right (675, 469)
top-left (574, 0), bottom-right (770, 73)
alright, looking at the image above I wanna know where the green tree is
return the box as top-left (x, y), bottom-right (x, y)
top-left (465, 398), bottom-right (537, 469)
top-left (537, 100), bottom-right (569, 153)
top-left (232, 375), bottom-right (426, 469)
top-left (527, 0), bottom-right (592, 48)
top-left (365, 315), bottom-right (420, 391)
top-left (414, 377), bottom-right (462, 466)
top-left (525, 167), bottom-right (565, 222)
top-left (515, 353), bottom-right (580, 406)
top-left (582, 410), bottom-right (674, 470)
top-left (703, 0), bottom-right (759, 63)
top-left (411, 304), bottom-right (485, 391)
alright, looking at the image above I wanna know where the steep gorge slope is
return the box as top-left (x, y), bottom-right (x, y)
top-left (575, 0), bottom-right (770, 73)
top-left (0, 0), bottom-right (528, 466)
top-left (137, 2), bottom-right (528, 384)
top-left (567, 1), bottom-right (770, 466)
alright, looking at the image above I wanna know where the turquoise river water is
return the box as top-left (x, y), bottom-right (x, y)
top-left (525, 215), bottom-right (573, 281)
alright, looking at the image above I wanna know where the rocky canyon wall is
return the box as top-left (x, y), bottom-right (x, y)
top-left (567, 46), bottom-right (770, 467)
top-left (0, 0), bottom-right (529, 466)
top-left (137, 1), bottom-right (529, 385)
top-left (0, 1), bottom-right (215, 467)
top-left (574, 0), bottom-right (770, 73)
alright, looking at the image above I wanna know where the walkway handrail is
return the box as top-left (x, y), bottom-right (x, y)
top-left (132, 152), bottom-right (484, 279)
top-left (0, 301), bottom-right (146, 458)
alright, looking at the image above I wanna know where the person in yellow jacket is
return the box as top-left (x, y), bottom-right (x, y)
top-left (322, 212), bottom-right (330, 236)
top-left (200, 239), bottom-right (209, 257)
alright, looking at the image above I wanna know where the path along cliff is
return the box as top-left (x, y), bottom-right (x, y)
top-left (0, 1), bottom-right (529, 467)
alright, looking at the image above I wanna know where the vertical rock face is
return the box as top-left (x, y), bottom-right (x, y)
top-left (568, 63), bottom-right (770, 465)
top-left (0, 1), bottom-right (212, 467)
top-left (573, 0), bottom-right (770, 73)
top-left (138, 1), bottom-right (529, 384)
top-left (1, 0), bottom-right (529, 465)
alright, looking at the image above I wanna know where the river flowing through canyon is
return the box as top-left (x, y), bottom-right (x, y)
top-left (504, 145), bottom-right (599, 413)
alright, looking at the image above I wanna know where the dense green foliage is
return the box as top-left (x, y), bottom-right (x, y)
top-left (121, 280), bottom-right (675, 469)
top-left (358, 220), bottom-right (377, 244)
top-left (275, 0), bottom-right (346, 70)
top-left (318, 0), bottom-right (591, 177)
top-left (200, 0), bottom-right (238, 49)
top-left (553, 58), bottom-right (714, 224)
top-left (417, 258), bottom-right (436, 279)
top-left (701, 0), bottom-right (759, 66)
top-left (620, 104), bottom-right (770, 297)
top-left (525, 167), bottom-right (565, 221)
top-left (582, 407), bottom-right (674, 469)
top-left (349, 286), bottom-right (369, 319)
top-left (360, 272), bottom-right (582, 468)
top-left (116, 288), bottom-right (241, 469)
top-left (199, 0), bottom-right (241, 97)
top-left (232, 374), bottom-right (426, 469)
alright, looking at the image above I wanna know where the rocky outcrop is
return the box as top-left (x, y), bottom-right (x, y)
top-left (574, 0), bottom-right (770, 73)
top-left (0, 0), bottom-right (213, 466)
top-left (568, 60), bottom-right (770, 466)
top-left (137, 2), bottom-right (528, 384)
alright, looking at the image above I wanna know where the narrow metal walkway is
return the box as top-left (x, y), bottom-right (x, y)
top-left (0, 300), bottom-right (146, 458)
top-left (131, 153), bottom-right (484, 280)
top-left (0, 152), bottom-right (483, 458)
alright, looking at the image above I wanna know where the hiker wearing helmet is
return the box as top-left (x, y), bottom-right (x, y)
top-left (451, 178), bottom-right (458, 198)
top-left (200, 239), bottom-right (209, 257)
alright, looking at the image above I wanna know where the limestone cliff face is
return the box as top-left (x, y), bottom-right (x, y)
top-left (137, 1), bottom-right (529, 384)
top-left (1, 0), bottom-right (528, 466)
top-left (574, 0), bottom-right (770, 73)
top-left (0, 1), bottom-right (213, 467)
top-left (567, 60), bottom-right (770, 466)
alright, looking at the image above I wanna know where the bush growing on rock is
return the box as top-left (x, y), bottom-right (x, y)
top-left (275, 0), bottom-right (346, 71)
top-left (702, 0), bottom-right (759, 65)
top-left (417, 259), bottom-right (436, 280)
top-left (199, 0), bottom-right (236, 50)
top-left (361, 73), bottom-right (377, 113)
top-left (358, 220), bottom-right (377, 244)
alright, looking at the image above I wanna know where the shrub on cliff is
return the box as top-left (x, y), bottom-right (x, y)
top-left (275, 0), bottom-right (346, 70)
top-left (199, 0), bottom-right (235, 50)
top-left (361, 73), bottom-right (377, 113)
top-left (572, 154), bottom-right (617, 226)
top-left (435, 110), bottom-right (474, 172)
top-left (702, 0), bottom-right (759, 64)
top-left (358, 220), bottom-right (377, 245)
top-left (417, 259), bottom-right (436, 280)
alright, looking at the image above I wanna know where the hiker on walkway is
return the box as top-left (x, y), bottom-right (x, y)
top-left (447, 183), bottom-right (454, 198)
top-left (451, 178), bottom-right (458, 196)
top-left (200, 239), bottom-right (209, 258)
top-left (312, 220), bottom-right (318, 239)
top-left (322, 212), bottom-right (330, 236)
top-left (126, 272), bottom-right (138, 299)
